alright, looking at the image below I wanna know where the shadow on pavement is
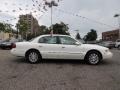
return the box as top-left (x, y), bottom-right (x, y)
top-left (12, 58), bottom-right (86, 65)
top-left (12, 58), bottom-right (110, 65)
top-left (12, 58), bottom-right (28, 63)
top-left (42, 59), bottom-right (86, 65)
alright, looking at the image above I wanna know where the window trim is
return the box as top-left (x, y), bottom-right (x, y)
top-left (38, 36), bottom-right (60, 44)
top-left (58, 36), bottom-right (77, 45)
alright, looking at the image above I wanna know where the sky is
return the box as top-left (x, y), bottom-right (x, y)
top-left (0, 0), bottom-right (120, 39)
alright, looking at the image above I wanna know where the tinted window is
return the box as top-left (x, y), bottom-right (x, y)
top-left (39, 36), bottom-right (57, 44)
top-left (59, 36), bottom-right (77, 45)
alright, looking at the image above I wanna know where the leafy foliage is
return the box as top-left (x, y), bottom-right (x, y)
top-left (16, 20), bottom-right (28, 34)
top-left (4, 24), bottom-right (13, 33)
top-left (76, 32), bottom-right (81, 40)
top-left (16, 20), bottom-right (28, 39)
top-left (0, 22), bottom-right (5, 32)
top-left (84, 29), bottom-right (97, 41)
top-left (39, 25), bottom-right (49, 34)
top-left (51, 22), bottom-right (70, 35)
top-left (0, 22), bottom-right (14, 33)
top-left (16, 20), bottom-right (70, 40)
top-left (36, 22), bottom-right (70, 35)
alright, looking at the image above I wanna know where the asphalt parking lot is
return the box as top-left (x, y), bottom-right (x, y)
top-left (0, 49), bottom-right (120, 90)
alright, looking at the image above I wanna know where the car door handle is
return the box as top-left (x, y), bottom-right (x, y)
top-left (62, 46), bottom-right (65, 48)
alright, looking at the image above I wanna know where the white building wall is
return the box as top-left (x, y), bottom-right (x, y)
top-left (0, 32), bottom-right (10, 40)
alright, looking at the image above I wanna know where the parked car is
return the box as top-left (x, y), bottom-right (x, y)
top-left (115, 39), bottom-right (120, 49)
top-left (0, 39), bottom-right (12, 49)
top-left (0, 39), bottom-right (3, 46)
top-left (97, 41), bottom-right (115, 49)
top-left (0, 39), bottom-right (19, 49)
top-left (11, 34), bottom-right (113, 65)
top-left (0, 39), bottom-right (3, 43)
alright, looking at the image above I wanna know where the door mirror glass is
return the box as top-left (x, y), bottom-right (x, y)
top-left (75, 42), bottom-right (80, 45)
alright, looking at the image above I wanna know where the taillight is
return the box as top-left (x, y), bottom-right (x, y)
top-left (11, 43), bottom-right (16, 48)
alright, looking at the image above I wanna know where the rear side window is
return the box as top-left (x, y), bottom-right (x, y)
top-left (39, 36), bottom-right (57, 44)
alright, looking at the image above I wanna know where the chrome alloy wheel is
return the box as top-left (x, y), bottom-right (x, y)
top-left (88, 53), bottom-right (99, 64)
top-left (28, 52), bottom-right (39, 63)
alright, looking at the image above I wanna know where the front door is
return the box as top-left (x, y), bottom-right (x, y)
top-left (58, 36), bottom-right (83, 59)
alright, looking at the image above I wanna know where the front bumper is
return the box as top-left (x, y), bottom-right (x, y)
top-left (103, 51), bottom-right (113, 60)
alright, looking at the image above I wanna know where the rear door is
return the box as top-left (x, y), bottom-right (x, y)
top-left (38, 36), bottom-right (60, 59)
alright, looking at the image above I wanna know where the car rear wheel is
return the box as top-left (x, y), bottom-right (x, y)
top-left (26, 50), bottom-right (41, 64)
top-left (86, 51), bottom-right (101, 65)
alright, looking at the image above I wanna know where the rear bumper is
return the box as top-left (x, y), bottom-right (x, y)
top-left (11, 49), bottom-right (25, 57)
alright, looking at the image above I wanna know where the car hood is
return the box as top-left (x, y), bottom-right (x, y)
top-left (81, 44), bottom-right (108, 50)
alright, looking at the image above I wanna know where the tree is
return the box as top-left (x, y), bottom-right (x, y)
top-left (38, 25), bottom-right (49, 34)
top-left (0, 23), bottom-right (14, 33)
top-left (76, 32), bottom-right (81, 40)
top-left (50, 22), bottom-right (70, 35)
top-left (84, 29), bottom-right (97, 41)
top-left (16, 20), bottom-right (28, 39)
top-left (0, 22), bottom-right (15, 39)
top-left (0, 22), bottom-right (5, 32)
top-left (4, 24), bottom-right (13, 33)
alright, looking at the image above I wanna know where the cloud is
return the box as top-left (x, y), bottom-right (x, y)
top-left (0, 0), bottom-right (120, 39)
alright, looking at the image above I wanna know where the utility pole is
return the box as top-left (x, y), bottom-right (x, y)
top-left (114, 14), bottom-right (120, 39)
top-left (16, 23), bottom-right (19, 39)
top-left (45, 0), bottom-right (58, 34)
top-left (75, 30), bottom-right (81, 40)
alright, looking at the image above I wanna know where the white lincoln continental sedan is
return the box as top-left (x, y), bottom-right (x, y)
top-left (11, 34), bottom-right (113, 65)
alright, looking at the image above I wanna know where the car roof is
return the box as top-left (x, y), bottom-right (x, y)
top-left (40, 34), bottom-right (70, 37)
top-left (31, 34), bottom-right (72, 43)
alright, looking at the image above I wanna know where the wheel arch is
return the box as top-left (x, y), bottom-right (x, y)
top-left (25, 48), bottom-right (42, 58)
top-left (84, 49), bottom-right (103, 60)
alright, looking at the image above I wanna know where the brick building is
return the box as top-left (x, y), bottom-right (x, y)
top-left (19, 14), bottom-right (40, 35)
top-left (102, 29), bottom-right (120, 41)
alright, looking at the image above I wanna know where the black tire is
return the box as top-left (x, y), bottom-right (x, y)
top-left (108, 47), bottom-right (112, 49)
top-left (26, 50), bottom-right (41, 64)
top-left (85, 51), bottom-right (102, 65)
top-left (118, 45), bottom-right (120, 50)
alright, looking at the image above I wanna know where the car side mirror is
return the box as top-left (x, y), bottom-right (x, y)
top-left (75, 42), bottom-right (80, 45)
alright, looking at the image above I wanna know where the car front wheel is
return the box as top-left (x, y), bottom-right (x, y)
top-left (118, 45), bottom-right (120, 50)
top-left (86, 51), bottom-right (102, 65)
top-left (26, 50), bottom-right (41, 64)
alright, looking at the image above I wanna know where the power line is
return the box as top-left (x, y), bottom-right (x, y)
top-left (55, 8), bottom-right (116, 28)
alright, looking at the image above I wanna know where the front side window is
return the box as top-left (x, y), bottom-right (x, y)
top-left (39, 36), bottom-right (57, 44)
top-left (59, 36), bottom-right (77, 45)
